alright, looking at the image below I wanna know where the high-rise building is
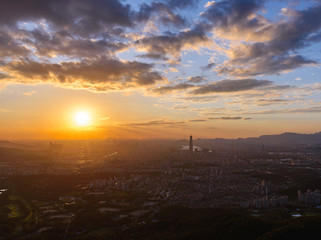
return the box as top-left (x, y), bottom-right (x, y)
top-left (189, 135), bottom-right (193, 152)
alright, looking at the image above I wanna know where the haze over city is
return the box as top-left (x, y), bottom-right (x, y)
top-left (1, 1), bottom-right (321, 240)
top-left (0, 0), bottom-right (321, 140)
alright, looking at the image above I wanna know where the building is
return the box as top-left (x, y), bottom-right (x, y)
top-left (298, 189), bottom-right (321, 204)
top-left (189, 135), bottom-right (193, 152)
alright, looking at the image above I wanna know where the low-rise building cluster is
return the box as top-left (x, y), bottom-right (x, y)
top-left (240, 195), bottom-right (288, 208)
top-left (298, 189), bottom-right (321, 204)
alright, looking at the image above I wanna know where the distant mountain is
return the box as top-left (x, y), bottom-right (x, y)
top-left (192, 132), bottom-right (321, 149)
top-left (0, 140), bottom-right (43, 150)
top-left (0, 140), bottom-right (25, 149)
top-left (240, 132), bottom-right (321, 146)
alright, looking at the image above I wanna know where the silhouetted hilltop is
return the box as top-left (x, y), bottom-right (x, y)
top-left (0, 140), bottom-right (25, 149)
top-left (240, 132), bottom-right (321, 146)
top-left (189, 131), bottom-right (321, 151)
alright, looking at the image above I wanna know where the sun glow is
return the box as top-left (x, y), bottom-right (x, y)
top-left (74, 111), bottom-right (91, 127)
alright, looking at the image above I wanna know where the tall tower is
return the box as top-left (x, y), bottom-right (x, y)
top-left (189, 135), bottom-right (193, 152)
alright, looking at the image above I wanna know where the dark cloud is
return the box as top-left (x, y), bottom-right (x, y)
top-left (219, 55), bottom-right (316, 77)
top-left (135, 0), bottom-right (199, 28)
top-left (0, 0), bottom-right (320, 95)
top-left (183, 96), bottom-right (218, 103)
top-left (213, 1), bottom-right (321, 77)
top-left (136, 2), bottom-right (187, 28)
top-left (0, 0), bottom-right (133, 35)
top-left (189, 118), bottom-right (208, 122)
top-left (201, 62), bottom-right (215, 71)
top-left (136, 24), bottom-right (209, 60)
top-left (152, 78), bottom-right (290, 95)
top-left (200, 105), bottom-right (321, 116)
top-left (166, 0), bottom-right (199, 9)
top-left (192, 79), bottom-right (272, 95)
top-left (187, 76), bottom-right (207, 83)
top-left (124, 119), bottom-right (187, 128)
top-left (152, 83), bottom-right (195, 94)
top-left (0, 29), bottom-right (30, 57)
top-left (137, 53), bottom-right (169, 61)
top-left (123, 115), bottom-right (249, 128)
top-left (247, 106), bottom-right (321, 115)
top-left (263, 84), bottom-right (293, 91)
top-left (255, 99), bottom-right (294, 106)
top-left (0, 0), bottom-right (203, 93)
top-left (171, 105), bottom-right (188, 110)
top-left (29, 29), bottom-right (128, 58)
top-left (4, 57), bottom-right (163, 90)
top-left (201, 0), bottom-right (266, 32)
top-left (208, 117), bottom-right (249, 120)
top-left (271, 4), bottom-right (321, 52)
top-left (189, 116), bottom-right (251, 122)
top-left (0, 0), bottom-right (136, 63)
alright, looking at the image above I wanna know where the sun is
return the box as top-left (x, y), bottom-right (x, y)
top-left (74, 111), bottom-right (91, 127)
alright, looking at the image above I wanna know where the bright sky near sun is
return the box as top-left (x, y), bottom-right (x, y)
top-left (74, 111), bottom-right (91, 127)
top-left (0, 0), bottom-right (321, 139)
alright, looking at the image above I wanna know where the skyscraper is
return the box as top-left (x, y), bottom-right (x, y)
top-left (189, 135), bottom-right (193, 152)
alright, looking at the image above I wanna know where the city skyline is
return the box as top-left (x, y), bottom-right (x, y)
top-left (1, 0), bottom-right (321, 139)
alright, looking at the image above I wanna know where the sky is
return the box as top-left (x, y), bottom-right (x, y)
top-left (0, 0), bottom-right (321, 140)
